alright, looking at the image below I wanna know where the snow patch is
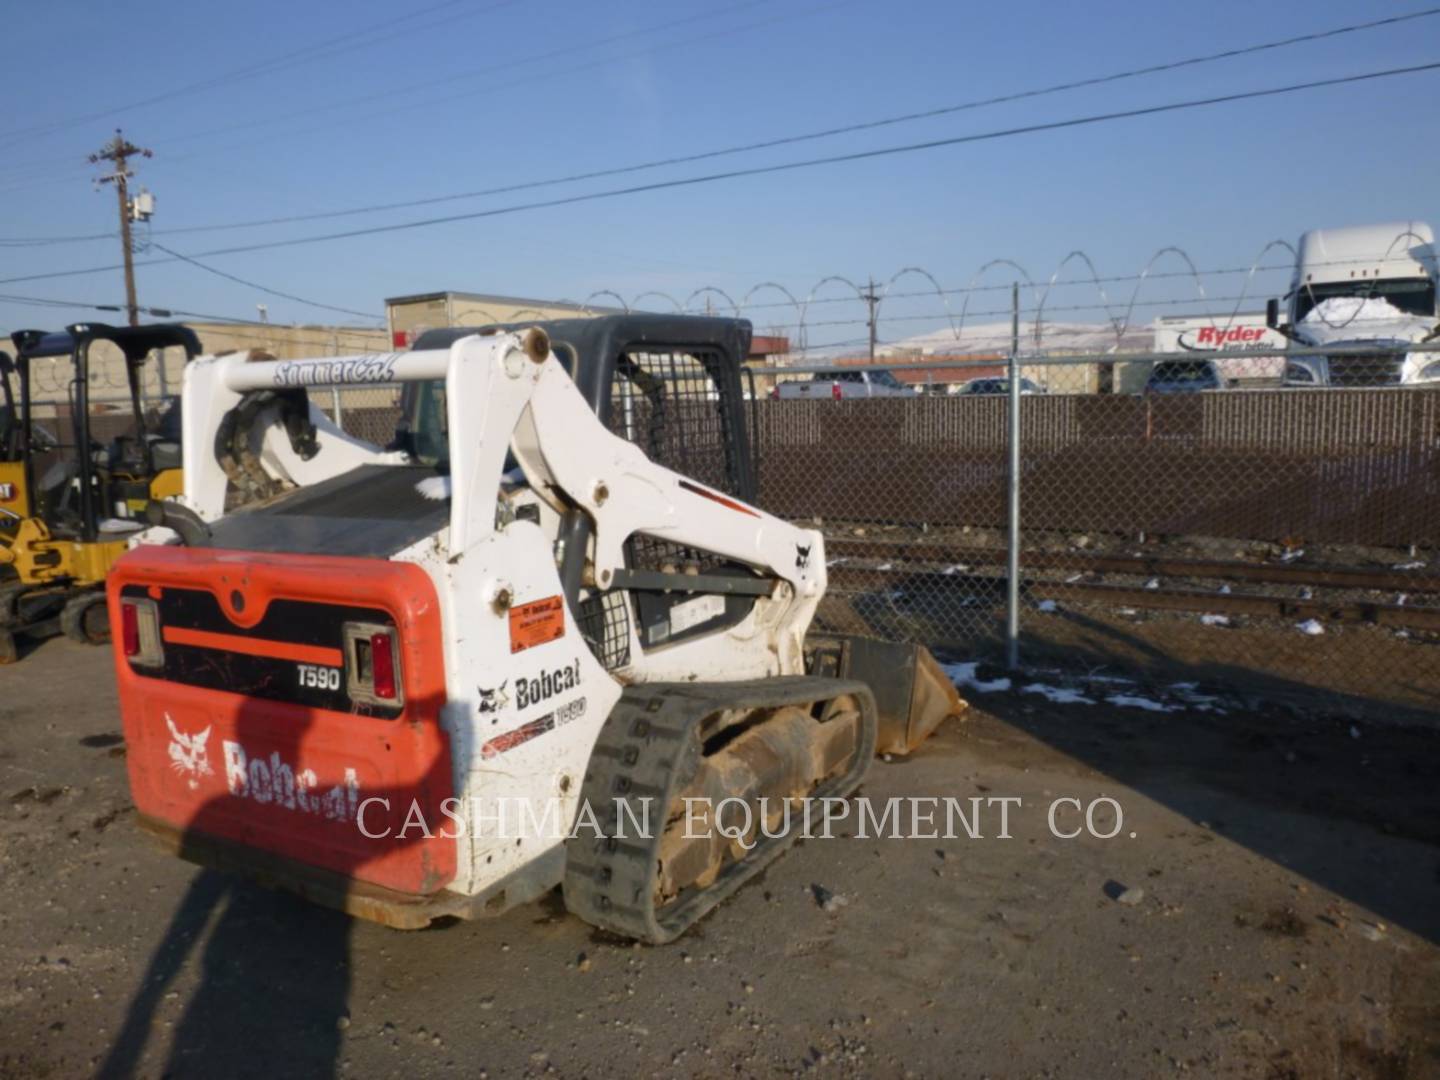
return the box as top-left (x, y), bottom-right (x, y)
top-left (1296, 296), bottom-right (1435, 345)
top-left (1106, 694), bottom-right (1178, 713)
top-left (1199, 613), bottom-right (1231, 627)
top-left (1021, 683), bottom-right (1095, 705)
top-left (416, 475), bottom-right (452, 501)
top-left (1036, 599), bottom-right (1059, 613)
top-left (1296, 618), bottom-right (1325, 636)
top-left (943, 662), bottom-right (1012, 694)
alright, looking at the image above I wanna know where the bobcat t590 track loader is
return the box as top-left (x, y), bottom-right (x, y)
top-left (110, 315), bottom-right (962, 942)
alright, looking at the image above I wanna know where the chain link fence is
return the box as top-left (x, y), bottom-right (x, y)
top-left (753, 343), bottom-right (1440, 723)
top-left (316, 384), bottom-right (402, 447)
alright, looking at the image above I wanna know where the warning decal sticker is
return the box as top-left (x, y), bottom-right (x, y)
top-left (509, 595), bottom-right (566, 654)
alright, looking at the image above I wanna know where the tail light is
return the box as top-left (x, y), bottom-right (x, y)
top-left (371, 632), bottom-right (396, 700)
top-left (120, 597), bottom-right (164, 669)
top-left (344, 622), bottom-right (404, 707)
top-left (121, 602), bottom-right (139, 656)
top-left (770, 386), bottom-right (779, 400)
top-left (831, 381), bottom-right (842, 401)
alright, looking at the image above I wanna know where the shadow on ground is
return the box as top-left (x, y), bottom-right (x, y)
top-left (837, 577), bottom-right (1440, 945)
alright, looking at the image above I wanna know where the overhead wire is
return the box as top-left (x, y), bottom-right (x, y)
top-left (149, 242), bottom-right (384, 321)
top-left (3, 58), bottom-right (1437, 290)
top-left (5, 8), bottom-right (1432, 246)
top-left (0, 0), bottom-right (518, 150)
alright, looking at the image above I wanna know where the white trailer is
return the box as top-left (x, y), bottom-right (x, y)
top-left (1151, 313), bottom-right (1288, 388)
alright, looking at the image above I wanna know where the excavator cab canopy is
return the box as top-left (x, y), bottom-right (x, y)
top-left (9, 322), bottom-right (201, 541)
top-left (1, 351), bottom-right (16, 464)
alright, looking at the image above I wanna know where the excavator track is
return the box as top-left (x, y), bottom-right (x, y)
top-left (563, 675), bottom-right (877, 944)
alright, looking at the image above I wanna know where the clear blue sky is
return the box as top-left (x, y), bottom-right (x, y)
top-left (2, 0), bottom-right (1437, 349)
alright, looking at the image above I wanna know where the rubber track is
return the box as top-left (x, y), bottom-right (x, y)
top-left (60, 589), bottom-right (107, 644)
top-left (563, 675), bottom-right (877, 944)
top-left (0, 581), bottom-right (26, 627)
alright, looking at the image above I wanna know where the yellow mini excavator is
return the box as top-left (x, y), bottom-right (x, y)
top-left (0, 322), bottom-right (200, 663)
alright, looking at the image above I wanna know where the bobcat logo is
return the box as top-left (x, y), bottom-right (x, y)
top-left (166, 715), bottom-right (213, 790)
top-left (795, 544), bottom-right (812, 571)
top-left (478, 680), bottom-right (510, 715)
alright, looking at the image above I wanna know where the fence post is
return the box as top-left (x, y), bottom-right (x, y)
top-left (329, 332), bottom-right (344, 428)
top-left (1006, 282), bottom-right (1022, 670)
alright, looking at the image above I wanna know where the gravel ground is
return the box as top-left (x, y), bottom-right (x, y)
top-left (1, 637), bottom-right (1438, 1079)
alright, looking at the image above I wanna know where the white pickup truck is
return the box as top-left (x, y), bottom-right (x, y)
top-left (774, 369), bottom-right (917, 399)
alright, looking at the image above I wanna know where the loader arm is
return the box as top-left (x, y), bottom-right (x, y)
top-left (176, 329), bottom-right (825, 682)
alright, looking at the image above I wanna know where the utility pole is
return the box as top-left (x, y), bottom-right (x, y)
top-left (861, 277), bottom-right (881, 363)
top-left (89, 130), bottom-right (153, 327)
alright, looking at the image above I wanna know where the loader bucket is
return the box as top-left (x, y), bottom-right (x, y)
top-left (811, 636), bottom-right (968, 755)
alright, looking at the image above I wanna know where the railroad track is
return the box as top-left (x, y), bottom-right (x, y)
top-left (823, 542), bottom-right (1440, 634)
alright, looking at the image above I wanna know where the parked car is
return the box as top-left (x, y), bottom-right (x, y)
top-left (957, 377), bottom-right (1046, 395)
top-left (1143, 359), bottom-right (1222, 394)
top-left (774, 369), bottom-right (917, 399)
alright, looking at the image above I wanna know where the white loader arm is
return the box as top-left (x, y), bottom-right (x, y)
top-left (508, 361), bottom-right (824, 602)
top-left (184, 330), bottom-right (823, 603)
top-left (179, 351), bottom-right (406, 521)
top-left (174, 331), bottom-right (824, 681)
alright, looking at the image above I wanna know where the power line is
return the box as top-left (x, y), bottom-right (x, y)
top-left (142, 0), bottom-right (781, 154)
top-left (141, 6), bottom-right (1440, 236)
top-left (4, 58), bottom-right (1436, 288)
top-left (0, 0), bottom-right (516, 150)
top-left (0, 0), bottom-right (780, 194)
top-left (0, 292), bottom-right (383, 341)
top-left (0, 230), bottom-right (115, 248)
top-left (7, 7), bottom-right (1431, 247)
top-left (149, 242), bottom-right (383, 322)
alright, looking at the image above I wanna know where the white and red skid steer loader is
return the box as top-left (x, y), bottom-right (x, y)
top-left (109, 315), bottom-right (963, 942)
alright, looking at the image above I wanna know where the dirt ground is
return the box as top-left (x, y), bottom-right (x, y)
top-left (2, 638), bottom-right (1439, 1079)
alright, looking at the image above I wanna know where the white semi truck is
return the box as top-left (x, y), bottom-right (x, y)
top-left (1267, 220), bottom-right (1440, 387)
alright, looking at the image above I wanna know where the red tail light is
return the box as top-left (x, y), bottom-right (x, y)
top-left (831, 381), bottom-right (842, 401)
top-left (120, 597), bottom-right (163, 668)
top-left (370, 632), bottom-right (397, 700)
top-left (121, 601), bottom-right (140, 657)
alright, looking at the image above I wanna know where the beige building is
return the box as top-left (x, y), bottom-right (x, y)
top-left (385, 291), bottom-right (626, 348)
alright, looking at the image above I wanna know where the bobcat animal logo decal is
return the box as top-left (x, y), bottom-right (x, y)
top-left (478, 680), bottom-right (510, 715)
top-left (795, 543), bottom-right (812, 571)
top-left (166, 715), bottom-right (213, 790)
